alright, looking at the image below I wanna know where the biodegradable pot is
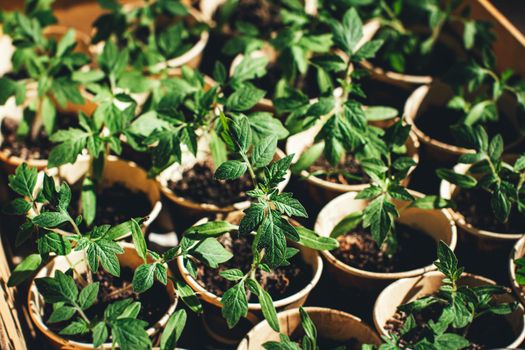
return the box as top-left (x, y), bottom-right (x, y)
top-left (373, 271), bottom-right (525, 349)
top-left (158, 137), bottom-right (290, 222)
top-left (90, 4), bottom-right (208, 72)
top-left (314, 191), bottom-right (457, 290)
top-left (510, 235), bottom-right (525, 307)
top-left (440, 160), bottom-right (523, 252)
top-left (28, 242), bottom-right (177, 349)
top-left (237, 307), bottom-right (381, 350)
top-left (360, 19), bottom-right (465, 89)
top-left (0, 25), bottom-right (96, 174)
top-left (48, 156), bottom-right (162, 239)
top-left (286, 123), bottom-right (420, 206)
top-left (177, 212), bottom-right (323, 345)
top-left (405, 81), bottom-right (524, 163)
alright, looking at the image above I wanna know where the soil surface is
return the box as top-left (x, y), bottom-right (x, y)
top-left (1, 114), bottom-right (78, 160)
top-left (308, 154), bottom-right (370, 185)
top-left (332, 223), bottom-right (436, 273)
top-left (385, 297), bottom-right (516, 349)
top-left (168, 161), bottom-right (253, 207)
top-left (69, 182), bottom-right (152, 229)
top-left (195, 232), bottom-right (311, 301)
top-left (454, 187), bottom-right (525, 233)
top-left (44, 267), bottom-right (170, 343)
top-left (415, 105), bottom-right (521, 148)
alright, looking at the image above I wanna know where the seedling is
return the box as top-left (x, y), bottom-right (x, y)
top-left (262, 307), bottom-right (320, 350)
top-left (0, 6), bottom-right (89, 145)
top-left (181, 114), bottom-right (338, 330)
top-left (4, 163), bottom-right (229, 349)
top-left (437, 126), bottom-right (525, 225)
top-left (92, 0), bottom-right (207, 72)
top-left (373, 241), bottom-right (517, 350)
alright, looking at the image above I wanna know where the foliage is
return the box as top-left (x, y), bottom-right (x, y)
top-left (262, 307), bottom-right (319, 350)
top-left (373, 242), bottom-right (517, 350)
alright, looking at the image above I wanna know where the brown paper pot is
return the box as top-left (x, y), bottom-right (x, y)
top-left (177, 213), bottom-right (323, 345)
top-left (158, 145), bottom-right (290, 222)
top-left (314, 191), bottom-right (457, 290)
top-left (510, 235), bottom-right (525, 307)
top-left (90, 4), bottom-right (208, 72)
top-left (28, 243), bottom-right (178, 349)
top-left (237, 307), bottom-right (381, 350)
top-left (286, 124), bottom-right (420, 206)
top-left (440, 161), bottom-right (523, 253)
top-left (0, 25), bottom-right (96, 174)
top-left (373, 271), bottom-right (525, 348)
top-left (360, 19), bottom-right (465, 89)
top-left (48, 156), bottom-right (162, 239)
top-left (406, 81), bottom-right (524, 163)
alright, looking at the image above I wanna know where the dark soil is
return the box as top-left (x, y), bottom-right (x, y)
top-left (44, 267), bottom-right (170, 343)
top-left (0, 114), bottom-right (78, 160)
top-left (168, 161), bottom-right (253, 207)
top-left (308, 154), bottom-right (370, 185)
top-left (385, 298), bottom-right (516, 349)
top-left (454, 187), bottom-right (525, 233)
top-left (332, 223), bottom-right (436, 273)
top-left (69, 182), bottom-right (152, 229)
top-left (215, 0), bottom-right (283, 40)
top-left (415, 106), bottom-right (522, 148)
top-left (369, 30), bottom-right (458, 77)
top-left (195, 232), bottom-right (311, 301)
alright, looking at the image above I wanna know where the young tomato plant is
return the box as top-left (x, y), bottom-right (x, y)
top-left (92, 0), bottom-right (207, 72)
top-left (0, 8), bottom-right (89, 145)
top-left (262, 307), bottom-right (319, 349)
top-left (180, 114), bottom-right (338, 330)
top-left (4, 163), bottom-right (224, 349)
top-left (437, 126), bottom-right (525, 225)
top-left (142, 56), bottom-right (288, 175)
top-left (373, 241), bottom-right (517, 350)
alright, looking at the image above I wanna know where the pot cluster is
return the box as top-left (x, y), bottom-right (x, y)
top-left (1, 0), bottom-right (525, 349)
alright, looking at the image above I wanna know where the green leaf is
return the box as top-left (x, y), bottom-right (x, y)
top-left (491, 188), bottom-right (510, 223)
top-left (56, 29), bottom-right (77, 57)
top-left (184, 221), bottom-right (237, 239)
top-left (488, 134), bottom-right (503, 161)
top-left (60, 319), bottom-right (89, 336)
top-left (81, 177), bottom-right (96, 226)
top-left (299, 307), bottom-right (317, 344)
top-left (78, 282), bottom-right (99, 310)
top-left (8, 163), bottom-right (37, 198)
top-left (252, 135), bottom-right (278, 168)
top-left (55, 270), bottom-right (78, 302)
top-left (192, 238), bottom-right (233, 268)
top-left (436, 169), bottom-right (478, 189)
top-left (3, 198), bottom-right (32, 215)
top-left (362, 195), bottom-right (395, 246)
top-left (258, 283), bottom-right (279, 332)
top-left (434, 241), bottom-right (460, 282)
top-left (435, 333), bottom-right (470, 350)
top-left (112, 318), bottom-right (151, 350)
top-left (161, 309), bottom-right (187, 350)
top-left (214, 160), bottom-right (247, 180)
top-left (291, 143), bottom-right (324, 173)
top-left (92, 322), bottom-right (109, 348)
top-left (37, 232), bottom-right (72, 255)
top-left (221, 282), bottom-right (248, 328)
top-left (354, 39), bottom-right (383, 60)
top-left (332, 8), bottom-right (363, 54)
top-left (106, 220), bottom-right (133, 241)
top-left (42, 95), bottom-right (57, 136)
top-left (232, 56), bottom-right (268, 83)
top-left (239, 203), bottom-right (265, 235)
top-left (32, 211), bottom-right (70, 228)
top-left (411, 196), bottom-right (453, 209)
top-left (258, 216), bottom-right (287, 267)
top-left (7, 254), bottom-right (41, 287)
top-left (0, 77), bottom-right (18, 105)
top-left (219, 269), bottom-right (244, 281)
top-left (272, 193), bottom-right (307, 218)
top-left (48, 128), bottom-right (89, 168)
top-left (131, 218), bottom-right (147, 263)
top-left (514, 155), bottom-right (525, 172)
top-left (330, 211), bottom-right (363, 238)
top-left (132, 263), bottom-right (156, 293)
top-left (226, 85), bottom-right (266, 111)
top-left (48, 306), bottom-right (76, 323)
top-left (174, 279), bottom-right (203, 314)
top-left (364, 106), bottom-right (398, 121)
top-left (297, 227), bottom-right (339, 250)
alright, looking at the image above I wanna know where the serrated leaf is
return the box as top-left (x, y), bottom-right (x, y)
top-left (161, 309), bottom-right (187, 350)
top-left (78, 282), bottom-right (99, 310)
top-left (297, 226), bottom-right (339, 250)
top-left (192, 238), bottom-right (233, 268)
top-left (214, 160), bottom-right (247, 180)
top-left (221, 282), bottom-right (248, 329)
top-left (7, 254), bottom-right (41, 286)
top-left (252, 135), bottom-right (278, 168)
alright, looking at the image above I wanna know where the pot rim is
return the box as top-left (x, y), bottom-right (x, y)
top-left (439, 161), bottom-right (524, 239)
top-left (314, 190), bottom-right (458, 280)
top-left (510, 235), bottom-right (525, 306)
top-left (89, 4), bottom-right (209, 71)
top-left (373, 270), bottom-right (525, 348)
top-left (158, 148), bottom-right (289, 213)
top-left (27, 242), bottom-right (177, 349)
top-left (286, 127), bottom-right (420, 193)
top-left (176, 220), bottom-right (324, 310)
top-left (237, 306), bottom-right (381, 350)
